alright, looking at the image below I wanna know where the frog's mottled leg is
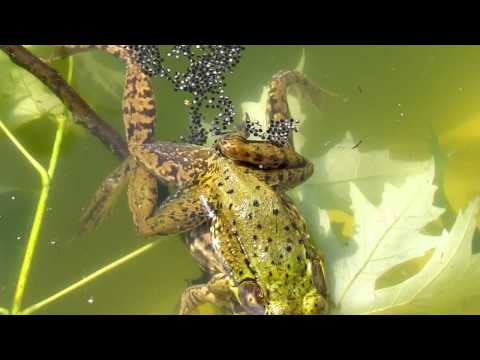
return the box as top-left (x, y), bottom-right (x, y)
top-left (128, 168), bottom-right (207, 237)
top-left (127, 164), bottom-right (159, 235)
top-left (267, 70), bottom-right (326, 124)
top-left (130, 142), bottom-right (213, 188)
top-left (266, 70), bottom-right (328, 148)
top-left (80, 158), bottom-right (134, 233)
top-left (122, 63), bottom-right (214, 187)
top-left (179, 273), bottom-right (236, 315)
top-left (237, 160), bottom-right (314, 191)
top-left (218, 70), bottom-right (324, 170)
top-left (80, 48), bottom-right (212, 188)
top-left (217, 133), bottom-right (310, 170)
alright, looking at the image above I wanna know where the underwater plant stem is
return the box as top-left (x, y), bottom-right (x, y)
top-left (5, 115), bottom-right (66, 314)
top-left (20, 241), bottom-right (161, 315)
top-left (0, 121), bottom-right (50, 184)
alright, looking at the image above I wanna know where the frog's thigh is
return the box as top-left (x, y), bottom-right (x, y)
top-left (129, 173), bottom-right (208, 237)
top-left (218, 135), bottom-right (308, 170)
top-left (247, 161), bottom-right (314, 191)
top-left (129, 143), bottom-right (212, 188)
top-left (179, 274), bottom-right (235, 315)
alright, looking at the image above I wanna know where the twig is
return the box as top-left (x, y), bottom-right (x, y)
top-left (0, 45), bottom-right (129, 160)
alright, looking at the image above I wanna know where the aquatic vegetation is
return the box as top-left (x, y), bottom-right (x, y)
top-left (0, 54), bottom-right (71, 314)
top-left (316, 157), bottom-right (480, 314)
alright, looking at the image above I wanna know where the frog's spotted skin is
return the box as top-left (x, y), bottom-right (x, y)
top-left (189, 156), bottom-right (327, 315)
top-left (72, 45), bottom-right (327, 314)
top-left (216, 133), bottom-right (308, 170)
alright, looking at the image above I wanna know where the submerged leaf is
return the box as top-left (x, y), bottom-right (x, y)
top-left (316, 164), bottom-right (480, 314)
top-left (369, 198), bottom-right (480, 314)
top-left (0, 57), bottom-right (66, 130)
top-left (304, 132), bottom-right (435, 209)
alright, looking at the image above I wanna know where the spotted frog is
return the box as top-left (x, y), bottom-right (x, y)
top-left (64, 45), bottom-right (328, 314)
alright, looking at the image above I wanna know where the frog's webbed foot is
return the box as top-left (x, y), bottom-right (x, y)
top-left (179, 273), bottom-right (236, 315)
top-left (128, 168), bottom-right (208, 237)
top-left (80, 158), bottom-right (135, 233)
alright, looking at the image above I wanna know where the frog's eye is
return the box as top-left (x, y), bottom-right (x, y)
top-left (312, 261), bottom-right (327, 296)
top-left (238, 280), bottom-right (265, 315)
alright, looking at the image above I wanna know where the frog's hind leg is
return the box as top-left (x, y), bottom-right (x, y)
top-left (129, 142), bottom-right (213, 188)
top-left (179, 273), bottom-right (237, 315)
top-left (80, 158), bottom-right (135, 233)
top-left (128, 166), bottom-right (208, 237)
top-left (217, 133), bottom-right (310, 170)
top-left (267, 70), bottom-right (330, 124)
top-left (218, 135), bottom-right (314, 191)
top-left (123, 62), bottom-right (213, 187)
top-left (247, 161), bottom-right (314, 191)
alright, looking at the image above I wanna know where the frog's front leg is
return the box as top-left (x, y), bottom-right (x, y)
top-left (179, 273), bottom-right (236, 315)
top-left (128, 165), bottom-right (208, 237)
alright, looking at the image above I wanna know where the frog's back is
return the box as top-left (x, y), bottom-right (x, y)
top-left (209, 157), bottom-right (311, 291)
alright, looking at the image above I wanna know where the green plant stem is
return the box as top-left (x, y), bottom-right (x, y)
top-left (20, 241), bottom-right (161, 315)
top-left (2, 115), bottom-right (66, 315)
top-left (0, 121), bottom-right (50, 185)
top-left (4, 56), bottom-right (75, 314)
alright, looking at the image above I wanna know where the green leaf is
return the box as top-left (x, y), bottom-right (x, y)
top-left (304, 132), bottom-right (435, 209)
top-left (369, 198), bottom-right (480, 314)
top-left (0, 53), bottom-right (66, 130)
top-left (315, 166), bottom-right (480, 314)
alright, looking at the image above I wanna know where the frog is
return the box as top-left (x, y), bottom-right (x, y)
top-left (58, 45), bottom-right (328, 314)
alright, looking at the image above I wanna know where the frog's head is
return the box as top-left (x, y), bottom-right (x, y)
top-left (236, 261), bottom-right (328, 315)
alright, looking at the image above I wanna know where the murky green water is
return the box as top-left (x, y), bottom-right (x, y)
top-left (1, 45), bottom-right (480, 314)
